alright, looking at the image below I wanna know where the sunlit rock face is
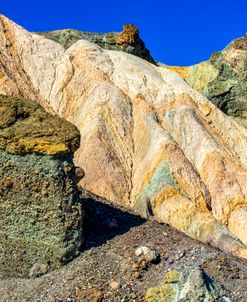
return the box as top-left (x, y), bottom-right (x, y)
top-left (38, 24), bottom-right (156, 64)
top-left (0, 15), bottom-right (247, 259)
top-left (168, 34), bottom-right (247, 127)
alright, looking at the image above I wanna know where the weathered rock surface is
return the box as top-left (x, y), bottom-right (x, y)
top-left (0, 95), bottom-right (83, 278)
top-left (168, 34), bottom-right (247, 127)
top-left (38, 24), bottom-right (156, 64)
top-left (0, 15), bottom-right (247, 259)
top-left (146, 267), bottom-right (231, 302)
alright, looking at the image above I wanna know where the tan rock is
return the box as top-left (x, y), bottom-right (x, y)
top-left (110, 281), bottom-right (120, 290)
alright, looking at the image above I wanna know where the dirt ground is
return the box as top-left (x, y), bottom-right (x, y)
top-left (0, 196), bottom-right (247, 302)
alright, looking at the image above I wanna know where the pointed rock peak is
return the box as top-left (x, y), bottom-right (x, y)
top-left (115, 24), bottom-right (140, 45)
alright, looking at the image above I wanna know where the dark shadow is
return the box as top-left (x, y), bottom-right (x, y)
top-left (81, 195), bottom-right (145, 251)
top-left (201, 268), bottom-right (215, 292)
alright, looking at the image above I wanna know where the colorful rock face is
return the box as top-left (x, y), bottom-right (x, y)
top-left (0, 96), bottom-right (83, 278)
top-left (0, 15), bottom-right (247, 259)
top-left (146, 268), bottom-right (230, 302)
top-left (168, 34), bottom-right (247, 127)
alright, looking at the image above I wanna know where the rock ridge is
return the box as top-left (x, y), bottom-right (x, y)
top-left (167, 34), bottom-right (247, 127)
top-left (38, 23), bottom-right (156, 64)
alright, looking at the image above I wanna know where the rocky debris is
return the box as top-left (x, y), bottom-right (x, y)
top-left (168, 34), bottom-right (247, 127)
top-left (75, 288), bottom-right (103, 302)
top-left (29, 263), bottom-right (48, 279)
top-left (146, 267), bottom-right (231, 302)
top-left (0, 96), bottom-right (83, 278)
top-left (38, 24), bottom-right (156, 64)
top-left (0, 198), bottom-right (246, 301)
top-left (0, 15), bottom-right (247, 259)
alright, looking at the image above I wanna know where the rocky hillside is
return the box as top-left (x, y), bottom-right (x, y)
top-left (0, 96), bottom-right (83, 278)
top-left (168, 34), bottom-right (247, 127)
top-left (38, 24), bottom-right (156, 64)
top-left (0, 14), bottom-right (247, 262)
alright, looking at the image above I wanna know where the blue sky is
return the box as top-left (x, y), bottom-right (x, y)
top-left (1, 0), bottom-right (246, 65)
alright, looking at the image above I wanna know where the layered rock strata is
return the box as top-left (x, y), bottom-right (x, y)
top-left (0, 96), bottom-right (83, 278)
top-left (0, 15), bottom-right (247, 259)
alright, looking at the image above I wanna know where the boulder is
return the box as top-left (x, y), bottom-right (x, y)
top-left (146, 267), bottom-right (231, 302)
top-left (0, 96), bottom-right (83, 278)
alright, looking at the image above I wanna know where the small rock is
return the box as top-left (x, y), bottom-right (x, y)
top-left (133, 271), bottom-right (141, 279)
top-left (75, 166), bottom-right (85, 178)
top-left (75, 288), bottom-right (102, 302)
top-left (135, 246), bottom-right (159, 263)
top-left (110, 281), bottom-right (120, 290)
top-left (29, 263), bottom-right (48, 278)
top-left (174, 250), bottom-right (185, 260)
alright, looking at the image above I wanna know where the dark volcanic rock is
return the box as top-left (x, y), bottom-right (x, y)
top-left (0, 96), bottom-right (83, 278)
top-left (38, 24), bottom-right (156, 64)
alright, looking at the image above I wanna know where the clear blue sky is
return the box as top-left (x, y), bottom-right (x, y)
top-left (1, 0), bottom-right (246, 65)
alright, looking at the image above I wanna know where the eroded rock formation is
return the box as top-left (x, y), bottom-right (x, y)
top-left (168, 34), bottom-right (247, 127)
top-left (0, 15), bottom-right (247, 259)
top-left (0, 96), bottom-right (83, 278)
top-left (38, 24), bottom-right (156, 64)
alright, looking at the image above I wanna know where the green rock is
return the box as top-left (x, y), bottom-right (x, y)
top-left (146, 268), bottom-right (231, 302)
top-left (0, 96), bottom-right (83, 278)
top-left (166, 35), bottom-right (247, 127)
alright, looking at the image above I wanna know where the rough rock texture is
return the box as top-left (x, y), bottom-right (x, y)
top-left (0, 15), bottom-right (247, 259)
top-left (38, 24), bottom-right (156, 64)
top-left (1, 198), bottom-right (246, 301)
top-left (146, 268), bottom-right (230, 302)
top-left (0, 95), bottom-right (83, 278)
top-left (0, 96), bottom-right (80, 155)
top-left (168, 34), bottom-right (247, 127)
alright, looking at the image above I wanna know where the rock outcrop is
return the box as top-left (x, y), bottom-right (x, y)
top-left (0, 96), bottom-right (83, 278)
top-left (38, 24), bottom-right (156, 64)
top-left (168, 34), bottom-right (247, 127)
top-left (146, 268), bottom-right (230, 302)
top-left (0, 15), bottom-right (247, 259)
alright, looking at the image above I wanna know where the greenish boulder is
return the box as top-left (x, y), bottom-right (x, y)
top-left (146, 268), bottom-right (231, 302)
top-left (0, 96), bottom-right (83, 278)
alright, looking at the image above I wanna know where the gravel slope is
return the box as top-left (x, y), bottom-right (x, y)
top-left (0, 195), bottom-right (246, 302)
